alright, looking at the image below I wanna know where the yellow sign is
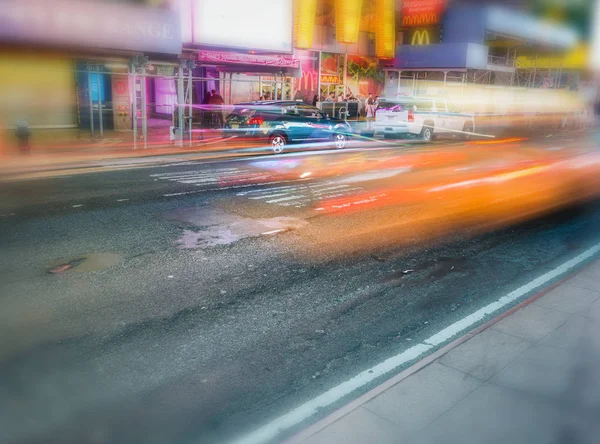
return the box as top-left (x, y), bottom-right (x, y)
top-left (411, 29), bottom-right (431, 45)
top-left (402, 13), bottom-right (439, 27)
top-left (320, 74), bottom-right (341, 84)
top-left (515, 45), bottom-right (588, 70)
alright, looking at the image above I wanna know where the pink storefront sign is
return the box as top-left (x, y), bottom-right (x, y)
top-left (197, 50), bottom-right (299, 68)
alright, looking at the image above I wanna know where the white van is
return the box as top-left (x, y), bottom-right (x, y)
top-left (374, 97), bottom-right (475, 142)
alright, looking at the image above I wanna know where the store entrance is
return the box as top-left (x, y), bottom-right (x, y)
top-left (76, 63), bottom-right (115, 136)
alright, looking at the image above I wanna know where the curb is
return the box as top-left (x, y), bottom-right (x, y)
top-left (285, 262), bottom-right (589, 444)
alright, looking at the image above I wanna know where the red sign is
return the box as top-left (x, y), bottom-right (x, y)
top-left (401, 0), bottom-right (447, 27)
top-left (320, 74), bottom-right (340, 84)
top-left (113, 80), bottom-right (128, 96)
top-left (197, 50), bottom-right (299, 68)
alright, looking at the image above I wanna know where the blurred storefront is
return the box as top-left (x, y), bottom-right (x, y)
top-left (291, 0), bottom-right (388, 120)
top-left (0, 0), bottom-right (182, 148)
top-left (387, 1), bottom-right (580, 99)
top-left (174, 0), bottom-right (298, 105)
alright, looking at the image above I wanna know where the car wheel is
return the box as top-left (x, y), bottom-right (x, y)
top-left (383, 133), bottom-right (396, 140)
top-left (462, 123), bottom-right (473, 141)
top-left (421, 125), bottom-right (434, 142)
top-left (269, 134), bottom-right (286, 154)
top-left (333, 133), bottom-right (347, 149)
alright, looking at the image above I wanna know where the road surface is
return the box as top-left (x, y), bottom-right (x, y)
top-left (1, 132), bottom-right (599, 444)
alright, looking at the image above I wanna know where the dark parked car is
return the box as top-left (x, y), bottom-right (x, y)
top-left (223, 101), bottom-right (353, 154)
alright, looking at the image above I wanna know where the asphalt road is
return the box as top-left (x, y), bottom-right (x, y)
top-left (1, 133), bottom-right (600, 444)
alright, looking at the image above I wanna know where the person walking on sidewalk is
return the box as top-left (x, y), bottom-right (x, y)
top-left (209, 89), bottom-right (225, 128)
top-left (15, 118), bottom-right (30, 155)
top-left (365, 93), bottom-right (376, 132)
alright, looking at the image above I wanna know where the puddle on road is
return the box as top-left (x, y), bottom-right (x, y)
top-left (165, 207), bottom-right (308, 249)
top-left (47, 252), bottom-right (122, 274)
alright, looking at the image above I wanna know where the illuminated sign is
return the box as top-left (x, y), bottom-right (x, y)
top-left (184, 0), bottom-right (293, 53)
top-left (197, 50), bottom-right (299, 68)
top-left (404, 27), bottom-right (441, 45)
top-left (303, 71), bottom-right (318, 91)
top-left (402, 0), bottom-right (447, 27)
top-left (411, 29), bottom-right (430, 45)
top-left (320, 75), bottom-right (341, 84)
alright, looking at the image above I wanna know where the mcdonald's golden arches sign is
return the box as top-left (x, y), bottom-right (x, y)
top-left (401, 0), bottom-right (447, 27)
top-left (403, 27), bottom-right (441, 45)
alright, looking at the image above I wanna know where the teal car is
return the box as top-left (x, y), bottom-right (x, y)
top-left (223, 101), bottom-right (353, 154)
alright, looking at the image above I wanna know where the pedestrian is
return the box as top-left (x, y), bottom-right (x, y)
top-left (337, 93), bottom-right (345, 103)
top-left (325, 92), bottom-right (335, 102)
top-left (365, 93), bottom-right (376, 131)
top-left (15, 118), bottom-right (30, 155)
top-left (209, 89), bottom-right (225, 128)
top-left (312, 94), bottom-right (318, 107)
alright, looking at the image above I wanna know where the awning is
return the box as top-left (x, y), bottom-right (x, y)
top-left (196, 49), bottom-right (301, 77)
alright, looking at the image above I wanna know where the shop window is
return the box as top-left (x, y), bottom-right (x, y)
top-left (154, 78), bottom-right (177, 115)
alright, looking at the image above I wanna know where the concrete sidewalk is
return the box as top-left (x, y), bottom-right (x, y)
top-left (291, 260), bottom-right (600, 444)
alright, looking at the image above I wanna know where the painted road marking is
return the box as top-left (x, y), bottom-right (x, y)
top-left (266, 195), bottom-right (308, 204)
top-left (249, 192), bottom-right (290, 200)
top-left (153, 166), bottom-right (364, 208)
top-left (152, 164), bottom-right (368, 208)
top-left (241, 183), bottom-right (362, 208)
top-left (229, 241), bottom-right (600, 444)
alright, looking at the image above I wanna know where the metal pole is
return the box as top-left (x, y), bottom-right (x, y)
top-left (187, 68), bottom-right (193, 146)
top-left (317, 51), bottom-right (322, 103)
top-left (88, 70), bottom-right (95, 137)
top-left (177, 64), bottom-right (184, 147)
top-left (97, 67), bottom-right (104, 137)
top-left (343, 53), bottom-right (348, 97)
top-left (141, 69), bottom-right (147, 149)
top-left (130, 65), bottom-right (137, 150)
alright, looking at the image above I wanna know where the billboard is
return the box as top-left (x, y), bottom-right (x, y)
top-left (0, 0), bottom-right (182, 54)
top-left (401, 0), bottom-right (447, 27)
top-left (346, 55), bottom-right (384, 98)
top-left (320, 53), bottom-right (343, 84)
top-left (189, 0), bottom-right (292, 53)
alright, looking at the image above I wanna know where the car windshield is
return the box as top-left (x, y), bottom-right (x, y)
top-left (377, 101), bottom-right (410, 111)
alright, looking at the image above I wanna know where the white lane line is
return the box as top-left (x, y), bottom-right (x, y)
top-left (249, 192), bottom-right (291, 200)
top-left (266, 195), bottom-right (307, 204)
top-left (72, 204), bottom-right (83, 208)
top-left (237, 184), bottom-right (305, 196)
top-left (116, 199), bottom-right (129, 202)
top-left (150, 168), bottom-right (239, 178)
top-left (230, 241), bottom-right (600, 444)
top-left (309, 185), bottom-right (350, 194)
top-left (177, 178), bottom-right (221, 184)
top-left (162, 179), bottom-right (296, 197)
